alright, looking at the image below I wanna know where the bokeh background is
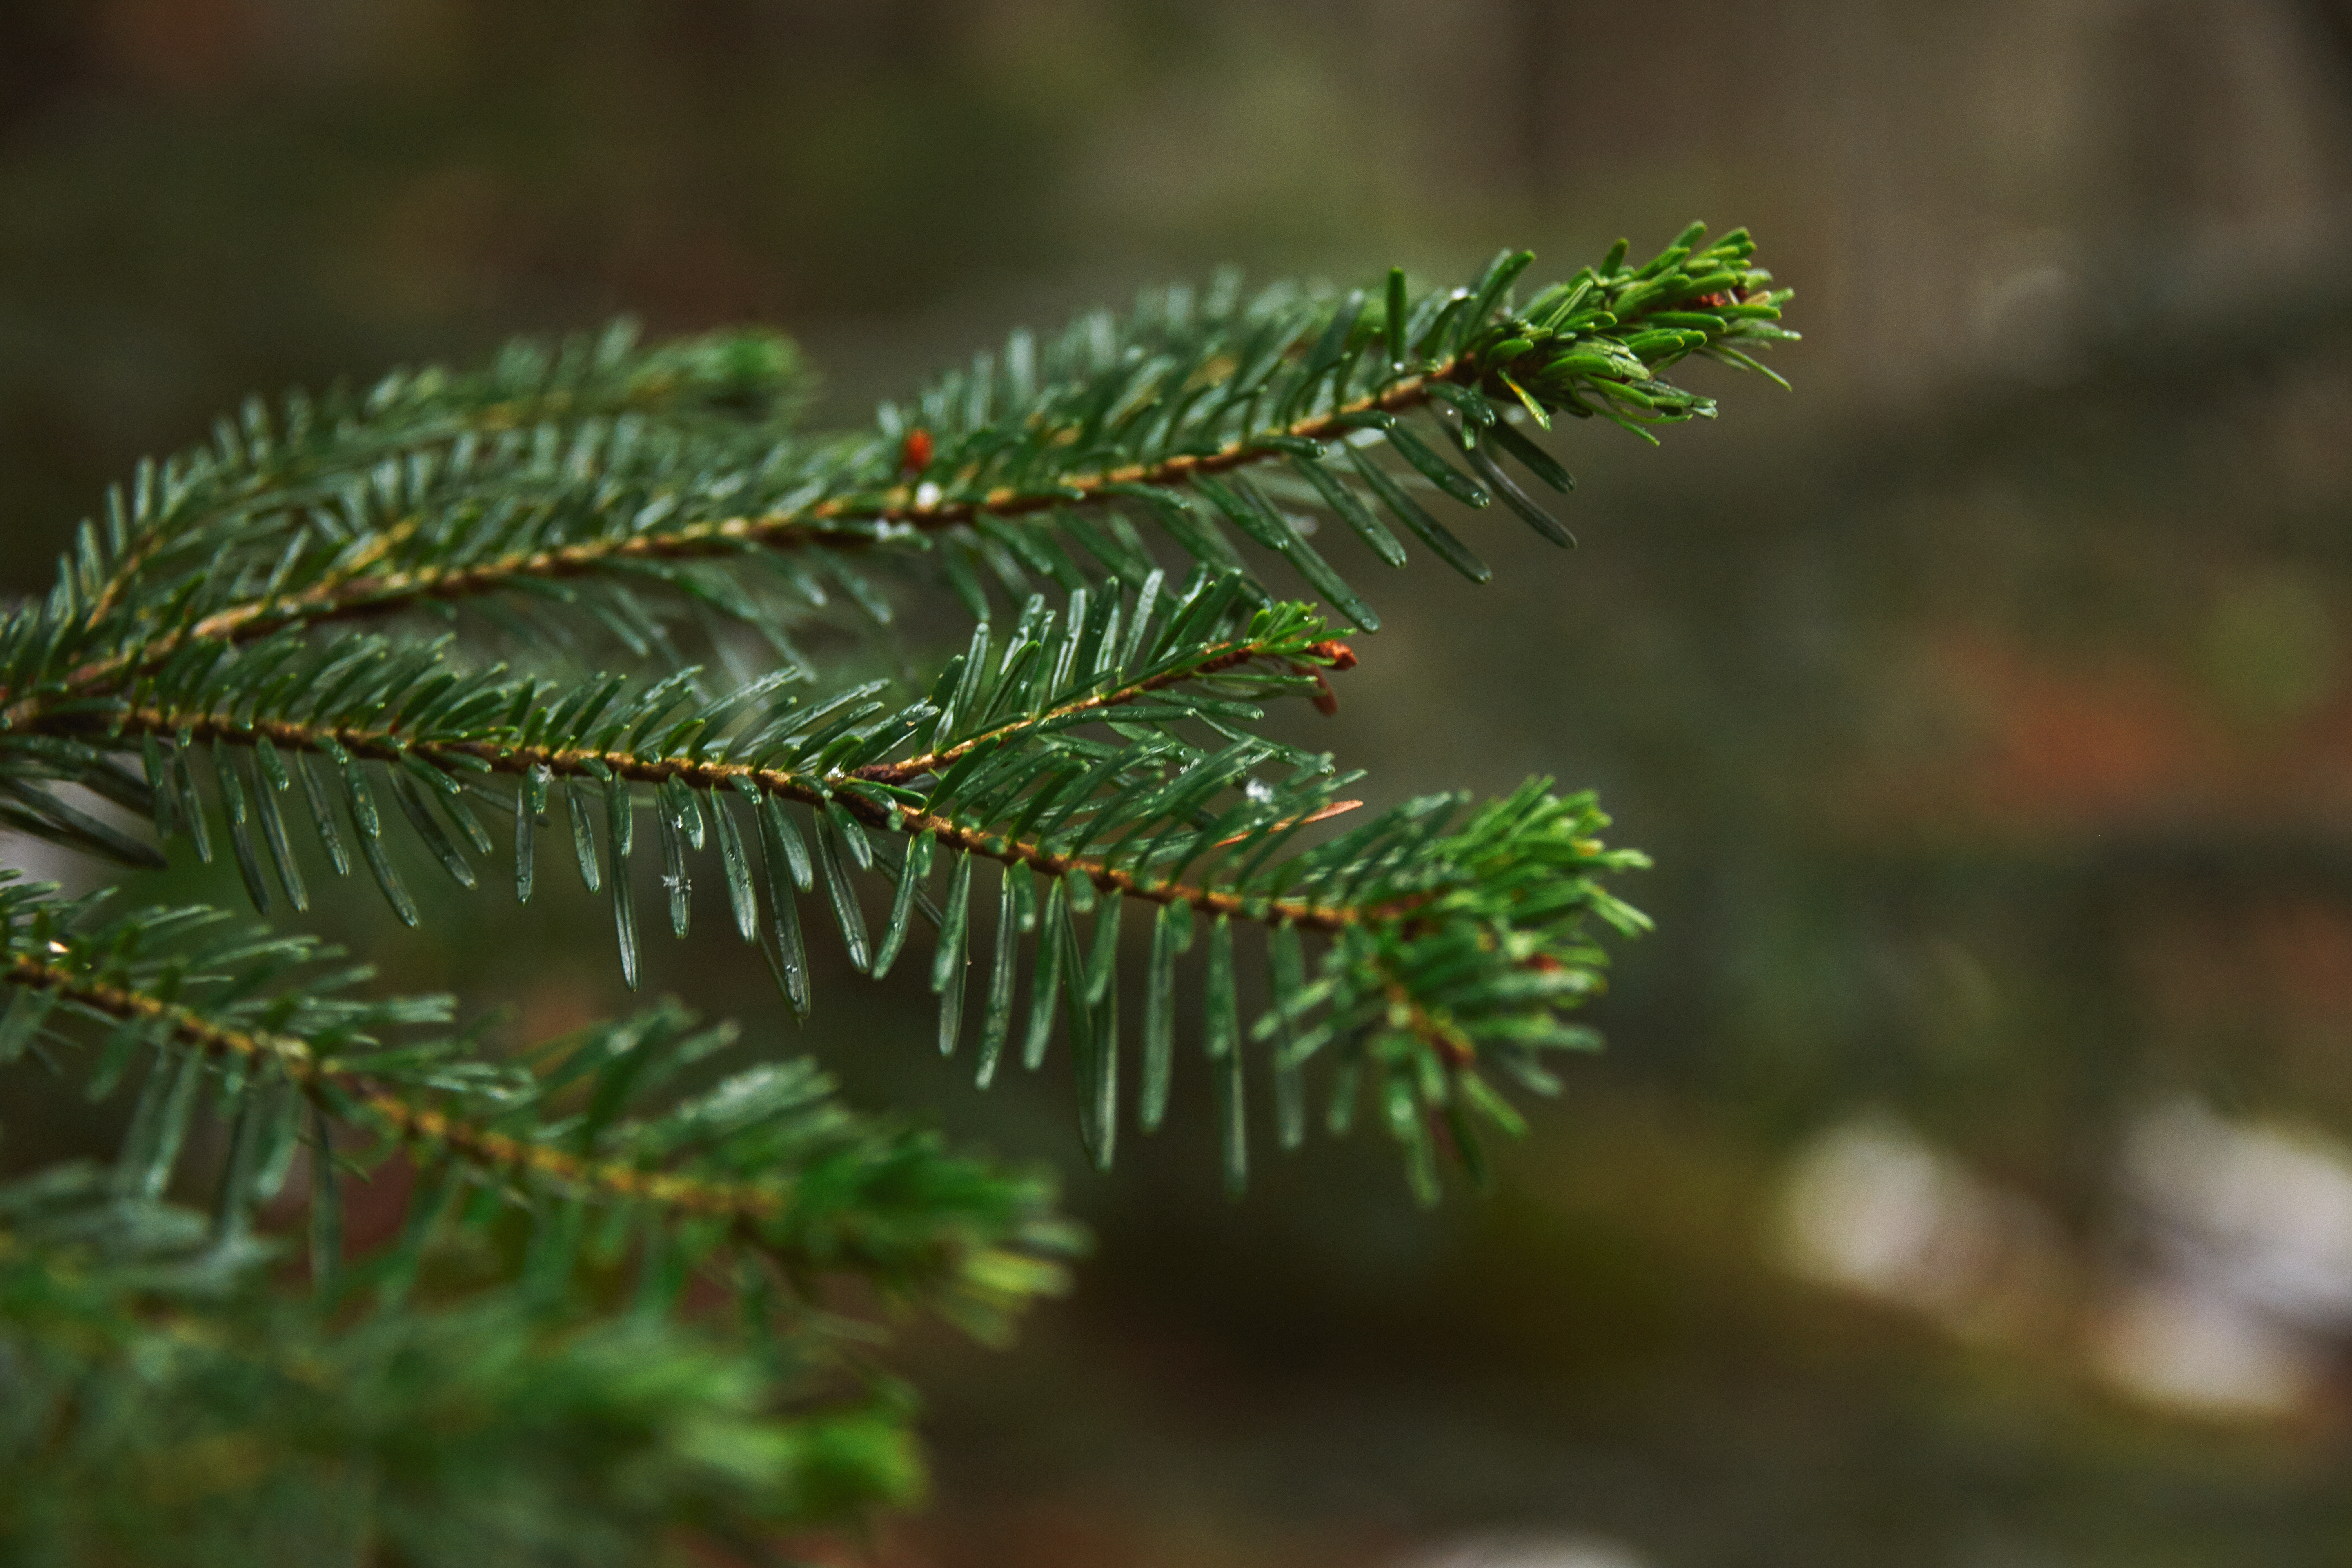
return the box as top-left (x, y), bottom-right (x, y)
top-left (9, 3), bottom-right (2352, 1564)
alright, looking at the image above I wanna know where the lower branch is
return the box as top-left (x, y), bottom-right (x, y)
top-left (77, 708), bottom-right (1375, 932)
top-left (0, 954), bottom-right (785, 1223)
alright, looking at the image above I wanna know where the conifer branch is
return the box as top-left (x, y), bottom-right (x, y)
top-left (0, 220), bottom-right (1801, 1558)
top-left (3, 950), bottom-right (319, 1079)
top-left (13, 358), bottom-right (1442, 707)
top-left (850, 635), bottom-right (1357, 786)
top-left (0, 949), bottom-right (772, 1225)
top-left (1, 919), bottom-right (1074, 1312)
top-left (0, 225), bottom-right (1789, 1205)
top-left (56, 701), bottom-right (1371, 931)
top-left (135, 363), bottom-right (1467, 644)
top-left (0, 229), bottom-right (1794, 725)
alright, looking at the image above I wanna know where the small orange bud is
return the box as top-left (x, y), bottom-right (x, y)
top-left (898, 428), bottom-right (934, 476)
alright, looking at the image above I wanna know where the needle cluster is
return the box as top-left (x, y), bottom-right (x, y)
top-left (0, 226), bottom-right (1792, 1562)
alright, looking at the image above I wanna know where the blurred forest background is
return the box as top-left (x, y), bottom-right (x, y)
top-left (8, 2), bottom-right (2352, 1565)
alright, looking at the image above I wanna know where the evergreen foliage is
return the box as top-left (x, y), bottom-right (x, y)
top-left (0, 227), bottom-right (1791, 1561)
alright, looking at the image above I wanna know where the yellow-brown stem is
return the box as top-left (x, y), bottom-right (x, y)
top-left (9, 360), bottom-right (1466, 724)
top-left (1, 954), bottom-right (784, 1221)
top-left (66, 707), bottom-right (1376, 931)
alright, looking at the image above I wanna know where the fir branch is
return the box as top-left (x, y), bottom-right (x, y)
top-left (8, 358), bottom-right (1431, 709)
top-left (25, 692), bottom-right (1645, 1197)
top-left (3, 950), bottom-right (777, 1224)
top-left (9, 568), bottom-right (1652, 1196)
top-left (127, 360), bottom-right (1467, 649)
top-left (0, 220), bottom-right (1804, 1561)
top-left (10, 580), bottom-right (1376, 927)
top-left (62, 701), bottom-right (1370, 931)
top-left (1, 229), bottom-right (1794, 722)
top-left (1, 225), bottom-right (1787, 1207)
top-left (852, 634), bottom-right (1358, 786)
top-left (0, 883), bottom-right (1077, 1311)
top-left (76, 320), bottom-right (812, 624)
top-left (0, 1181), bottom-right (930, 1558)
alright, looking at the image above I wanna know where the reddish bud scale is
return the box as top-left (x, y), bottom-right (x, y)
top-left (1688, 286), bottom-right (1765, 312)
top-left (899, 428), bottom-right (934, 476)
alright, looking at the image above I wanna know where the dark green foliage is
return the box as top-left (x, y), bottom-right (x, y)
top-left (0, 877), bottom-right (1075, 1326)
top-left (0, 1168), bottom-right (926, 1567)
top-left (0, 229), bottom-right (1789, 1558)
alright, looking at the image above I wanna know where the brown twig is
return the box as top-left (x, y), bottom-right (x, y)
top-left (51, 707), bottom-right (1376, 932)
top-left (1, 954), bottom-right (784, 1221)
top-left (7, 360), bottom-right (1465, 727)
top-left (851, 633), bottom-right (1351, 786)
